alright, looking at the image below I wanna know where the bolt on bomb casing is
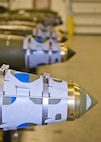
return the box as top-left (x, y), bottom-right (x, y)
top-left (0, 65), bottom-right (97, 130)
top-left (0, 34), bottom-right (75, 70)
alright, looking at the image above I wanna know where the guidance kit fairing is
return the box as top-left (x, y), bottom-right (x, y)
top-left (0, 64), bottom-right (97, 131)
top-left (0, 34), bottom-right (75, 70)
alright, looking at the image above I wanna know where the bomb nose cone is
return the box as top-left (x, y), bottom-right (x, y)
top-left (67, 82), bottom-right (97, 120)
top-left (67, 48), bottom-right (76, 60)
top-left (60, 44), bottom-right (76, 62)
top-left (79, 86), bottom-right (98, 117)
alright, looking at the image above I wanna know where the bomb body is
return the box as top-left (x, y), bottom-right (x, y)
top-left (0, 65), bottom-right (97, 131)
top-left (0, 34), bottom-right (75, 70)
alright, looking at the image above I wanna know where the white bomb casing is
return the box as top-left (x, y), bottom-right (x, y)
top-left (0, 65), bottom-right (97, 131)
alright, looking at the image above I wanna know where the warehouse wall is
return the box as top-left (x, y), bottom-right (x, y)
top-left (72, 0), bottom-right (101, 34)
top-left (10, 0), bottom-right (33, 9)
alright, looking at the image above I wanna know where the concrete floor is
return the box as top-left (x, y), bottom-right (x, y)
top-left (20, 35), bottom-right (101, 142)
